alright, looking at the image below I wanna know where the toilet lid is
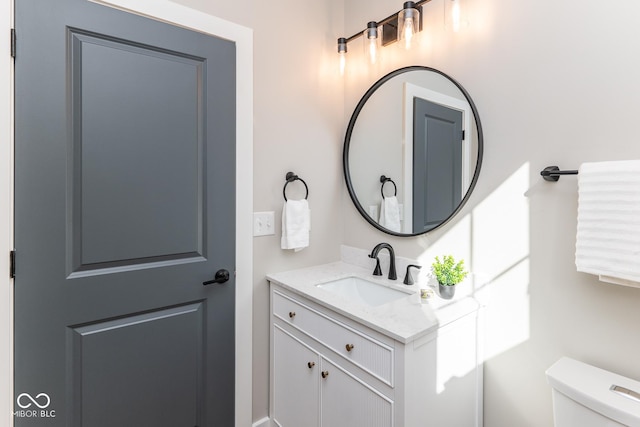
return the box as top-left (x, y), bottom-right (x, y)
top-left (546, 357), bottom-right (640, 426)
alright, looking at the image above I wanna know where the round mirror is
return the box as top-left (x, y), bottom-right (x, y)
top-left (343, 66), bottom-right (483, 236)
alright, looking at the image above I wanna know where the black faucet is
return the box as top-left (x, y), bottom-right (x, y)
top-left (403, 264), bottom-right (422, 285)
top-left (369, 243), bottom-right (397, 280)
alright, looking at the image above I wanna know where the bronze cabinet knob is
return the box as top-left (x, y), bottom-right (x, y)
top-left (321, 371), bottom-right (329, 379)
top-left (289, 311), bottom-right (296, 319)
top-left (307, 361), bottom-right (315, 369)
top-left (345, 343), bottom-right (355, 352)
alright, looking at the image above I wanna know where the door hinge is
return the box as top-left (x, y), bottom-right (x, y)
top-left (10, 29), bottom-right (16, 59)
top-left (9, 250), bottom-right (15, 279)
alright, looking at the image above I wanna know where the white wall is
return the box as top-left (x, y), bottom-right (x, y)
top-left (343, 0), bottom-right (640, 426)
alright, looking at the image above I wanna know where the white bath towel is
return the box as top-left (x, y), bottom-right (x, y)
top-left (379, 196), bottom-right (401, 232)
top-left (281, 200), bottom-right (310, 252)
top-left (575, 160), bottom-right (640, 287)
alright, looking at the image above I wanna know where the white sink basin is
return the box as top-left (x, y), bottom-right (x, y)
top-left (316, 276), bottom-right (413, 307)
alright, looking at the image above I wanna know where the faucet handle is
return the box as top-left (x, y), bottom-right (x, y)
top-left (403, 264), bottom-right (422, 285)
top-left (369, 255), bottom-right (382, 276)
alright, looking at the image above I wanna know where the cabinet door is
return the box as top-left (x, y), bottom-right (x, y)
top-left (320, 358), bottom-right (393, 427)
top-left (273, 326), bottom-right (320, 427)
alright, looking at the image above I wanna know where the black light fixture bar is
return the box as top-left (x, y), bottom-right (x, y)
top-left (341, 0), bottom-right (433, 46)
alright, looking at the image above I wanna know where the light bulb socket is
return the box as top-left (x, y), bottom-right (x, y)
top-left (401, 2), bottom-right (419, 19)
top-left (365, 21), bottom-right (378, 39)
top-left (337, 37), bottom-right (347, 54)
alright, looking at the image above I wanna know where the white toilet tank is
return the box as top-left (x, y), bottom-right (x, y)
top-left (546, 357), bottom-right (640, 427)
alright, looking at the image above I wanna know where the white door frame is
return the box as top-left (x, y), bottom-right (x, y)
top-left (0, 0), bottom-right (14, 425)
top-left (0, 1), bottom-right (254, 425)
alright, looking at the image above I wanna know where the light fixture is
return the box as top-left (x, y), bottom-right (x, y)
top-left (398, 1), bottom-right (420, 50)
top-left (337, 37), bottom-right (347, 75)
top-left (336, 0), bottom-right (432, 73)
top-left (363, 21), bottom-right (381, 65)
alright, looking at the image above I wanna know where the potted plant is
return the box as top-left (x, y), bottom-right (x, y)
top-left (431, 255), bottom-right (468, 300)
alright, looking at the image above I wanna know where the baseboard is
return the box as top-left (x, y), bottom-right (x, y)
top-left (252, 416), bottom-right (271, 427)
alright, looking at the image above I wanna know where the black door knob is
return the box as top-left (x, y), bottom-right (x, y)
top-left (203, 269), bottom-right (230, 286)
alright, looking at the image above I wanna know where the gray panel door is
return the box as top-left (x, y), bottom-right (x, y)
top-left (413, 97), bottom-right (463, 233)
top-left (14, 0), bottom-right (236, 425)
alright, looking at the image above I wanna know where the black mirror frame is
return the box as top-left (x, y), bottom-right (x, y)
top-left (343, 65), bottom-right (484, 237)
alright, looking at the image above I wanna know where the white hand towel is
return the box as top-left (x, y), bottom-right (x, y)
top-left (379, 196), bottom-right (401, 232)
top-left (575, 160), bottom-right (640, 286)
top-left (281, 200), bottom-right (310, 252)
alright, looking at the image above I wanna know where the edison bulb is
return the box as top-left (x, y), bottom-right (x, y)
top-left (363, 22), bottom-right (381, 65)
top-left (337, 37), bottom-right (347, 75)
top-left (402, 18), bottom-right (414, 49)
top-left (398, 2), bottom-right (420, 50)
top-left (367, 37), bottom-right (378, 64)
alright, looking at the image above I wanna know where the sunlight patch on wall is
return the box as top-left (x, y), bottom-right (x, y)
top-left (473, 162), bottom-right (531, 361)
top-left (476, 258), bottom-right (530, 360)
top-left (473, 163), bottom-right (530, 281)
top-left (413, 164), bottom-right (532, 393)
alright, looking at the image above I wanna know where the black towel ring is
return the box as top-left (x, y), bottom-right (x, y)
top-left (283, 172), bottom-right (309, 201)
top-left (380, 175), bottom-right (397, 199)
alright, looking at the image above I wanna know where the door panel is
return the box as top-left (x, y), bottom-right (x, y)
top-left (70, 29), bottom-right (206, 272)
top-left (15, 0), bottom-right (236, 425)
top-left (413, 98), bottom-right (463, 233)
top-left (69, 303), bottom-right (204, 426)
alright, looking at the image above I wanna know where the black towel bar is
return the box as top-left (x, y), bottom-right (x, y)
top-left (283, 172), bottom-right (309, 201)
top-left (540, 166), bottom-right (578, 182)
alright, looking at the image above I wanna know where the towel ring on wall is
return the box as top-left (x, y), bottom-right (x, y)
top-left (283, 172), bottom-right (309, 201)
top-left (540, 166), bottom-right (579, 182)
top-left (380, 175), bottom-right (397, 198)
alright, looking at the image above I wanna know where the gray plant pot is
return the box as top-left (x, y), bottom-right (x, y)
top-left (438, 283), bottom-right (456, 300)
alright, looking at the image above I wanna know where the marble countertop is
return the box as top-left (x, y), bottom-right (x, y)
top-left (266, 261), bottom-right (479, 344)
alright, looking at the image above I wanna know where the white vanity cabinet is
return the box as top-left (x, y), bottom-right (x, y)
top-left (269, 282), bottom-right (482, 427)
top-left (271, 288), bottom-right (393, 427)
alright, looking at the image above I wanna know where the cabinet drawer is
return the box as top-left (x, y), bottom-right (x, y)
top-left (272, 290), bottom-right (394, 386)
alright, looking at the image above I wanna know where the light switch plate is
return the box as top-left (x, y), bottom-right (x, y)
top-left (253, 211), bottom-right (275, 236)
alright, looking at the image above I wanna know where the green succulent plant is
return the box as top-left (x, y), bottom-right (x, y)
top-left (431, 255), bottom-right (468, 286)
